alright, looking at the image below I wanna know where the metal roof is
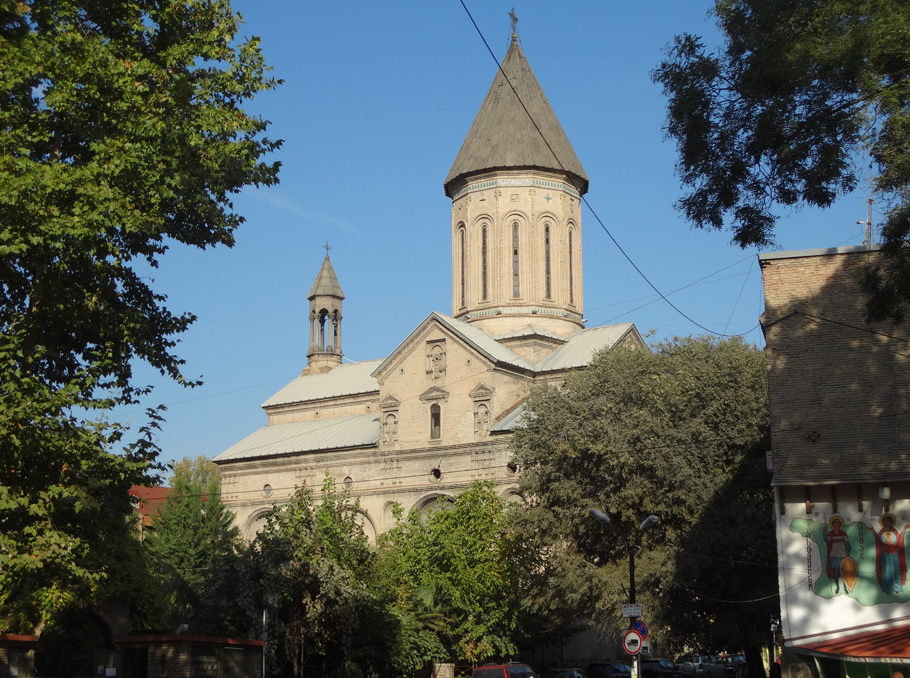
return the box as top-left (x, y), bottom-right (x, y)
top-left (490, 402), bottom-right (528, 433)
top-left (493, 324), bottom-right (566, 343)
top-left (214, 412), bottom-right (380, 462)
top-left (444, 34), bottom-right (588, 197)
top-left (373, 312), bottom-right (534, 377)
top-left (307, 255), bottom-right (345, 299)
top-left (262, 359), bottom-right (381, 408)
top-left (534, 323), bottom-right (638, 372)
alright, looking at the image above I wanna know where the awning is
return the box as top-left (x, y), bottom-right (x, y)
top-left (794, 624), bottom-right (910, 662)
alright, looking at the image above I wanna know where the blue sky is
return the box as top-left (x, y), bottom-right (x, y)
top-left (117, 1), bottom-right (877, 471)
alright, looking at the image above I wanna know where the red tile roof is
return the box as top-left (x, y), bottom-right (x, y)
top-left (128, 485), bottom-right (170, 523)
top-left (800, 624), bottom-right (910, 660)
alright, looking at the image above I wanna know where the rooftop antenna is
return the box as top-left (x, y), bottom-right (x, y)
top-left (858, 198), bottom-right (874, 247)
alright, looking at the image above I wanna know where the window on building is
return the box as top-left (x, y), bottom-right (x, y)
top-left (459, 227), bottom-right (466, 308)
top-left (544, 224), bottom-right (552, 299)
top-left (569, 229), bottom-right (575, 305)
top-left (482, 224), bottom-right (488, 300)
top-left (430, 403), bottom-right (441, 439)
top-left (512, 221), bottom-right (520, 297)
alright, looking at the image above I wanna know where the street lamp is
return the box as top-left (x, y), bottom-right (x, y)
top-left (589, 509), bottom-right (659, 678)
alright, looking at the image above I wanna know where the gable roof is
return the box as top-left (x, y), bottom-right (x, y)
top-left (262, 359), bottom-right (381, 408)
top-left (372, 312), bottom-right (535, 379)
top-left (444, 35), bottom-right (588, 196)
top-left (534, 323), bottom-right (641, 372)
top-left (493, 324), bottom-right (567, 343)
top-left (214, 412), bottom-right (380, 462)
top-left (308, 255), bottom-right (345, 300)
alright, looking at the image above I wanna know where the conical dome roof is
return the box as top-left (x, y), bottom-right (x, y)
top-left (307, 255), bottom-right (344, 300)
top-left (444, 35), bottom-right (589, 197)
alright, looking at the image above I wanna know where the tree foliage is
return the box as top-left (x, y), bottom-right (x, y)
top-left (0, 0), bottom-right (279, 624)
top-left (142, 459), bottom-right (239, 635)
top-left (250, 478), bottom-right (393, 678)
top-left (377, 482), bottom-right (539, 666)
top-left (653, 0), bottom-right (910, 321)
top-left (511, 337), bottom-right (776, 659)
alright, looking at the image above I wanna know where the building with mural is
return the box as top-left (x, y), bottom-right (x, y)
top-left (760, 245), bottom-right (910, 678)
top-left (213, 31), bottom-right (645, 543)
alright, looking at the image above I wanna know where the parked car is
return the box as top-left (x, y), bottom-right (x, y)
top-left (586, 662), bottom-right (633, 678)
top-left (676, 655), bottom-right (725, 678)
top-left (641, 659), bottom-right (682, 678)
top-left (545, 669), bottom-right (588, 678)
top-left (715, 655), bottom-right (746, 678)
top-left (474, 664), bottom-right (538, 678)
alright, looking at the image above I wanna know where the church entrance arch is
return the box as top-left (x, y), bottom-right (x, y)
top-left (410, 492), bottom-right (455, 521)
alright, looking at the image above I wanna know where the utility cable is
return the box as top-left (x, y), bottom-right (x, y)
top-left (457, 0), bottom-right (754, 338)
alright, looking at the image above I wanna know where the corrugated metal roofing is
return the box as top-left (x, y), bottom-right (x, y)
top-left (372, 312), bottom-right (534, 377)
top-left (263, 359), bottom-right (381, 408)
top-left (444, 35), bottom-right (588, 196)
top-left (799, 623), bottom-right (910, 660)
top-left (214, 412), bottom-right (380, 462)
top-left (307, 255), bottom-right (345, 299)
top-left (490, 402), bottom-right (528, 432)
top-left (534, 323), bottom-right (637, 372)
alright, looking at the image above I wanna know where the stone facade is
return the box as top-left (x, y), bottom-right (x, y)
top-left (450, 170), bottom-right (584, 337)
top-left (215, 33), bottom-right (645, 542)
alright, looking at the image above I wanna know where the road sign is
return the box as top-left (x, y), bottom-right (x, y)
top-left (623, 629), bottom-right (644, 655)
top-left (633, 620), bottom-right (649, 640)
top-left (641, 641), bottom-right (651, 656)
top-left (622, 603), bottom-right (643, 618)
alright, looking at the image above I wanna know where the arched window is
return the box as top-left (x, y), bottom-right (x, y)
top-left (481, 224), bottom-right (488, 301)
top-left (569, 229), bottom-right (575, 305)
top-left (459, 227), bottom-right (466, 308)
top-left (430, 404), bottom-right (441, 440)
top-left (544, 224), bottom-right (552, 299)
top-left (512, 221), bottom-right (520, 297)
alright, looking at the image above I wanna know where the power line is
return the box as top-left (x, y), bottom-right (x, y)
top-left (457, 1), bottom-right (755, 338)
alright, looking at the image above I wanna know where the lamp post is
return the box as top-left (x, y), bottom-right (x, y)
top-left (589, 509), bottom-right (660, 678)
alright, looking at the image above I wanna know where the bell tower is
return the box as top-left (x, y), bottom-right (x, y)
top-left (444, 24), bottom-right (589, 338)
top-left (304, 245), bottom-right (344, 375)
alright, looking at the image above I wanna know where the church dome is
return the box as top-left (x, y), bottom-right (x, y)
top-left (443, 34), bottom-right (589, 197)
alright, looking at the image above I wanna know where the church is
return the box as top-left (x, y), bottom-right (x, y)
top-left (214, 30), bottom-right (645, 541)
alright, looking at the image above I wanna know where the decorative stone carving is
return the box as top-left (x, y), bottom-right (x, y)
top-left (382, 413), bottom-right (398, 445)
top-left (474, 404), bottom-right (491, 437)
top-left (426, 339), bottom-right (446, 379)
top-left (419, 386), bottom-right (449, 403)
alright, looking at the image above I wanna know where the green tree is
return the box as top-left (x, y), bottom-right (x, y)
top-left (0, 0), bottom-right (279, 626)
top-left (377, 482), bottom-right (539, 666)
top-left (251, 477), bottom-right (392, 678)
top-left (652, 0), bottom-right (910, 322)
top-left (511, 337), bottom-right (775, 670)
top-left (142, 460), bottom-right (240, 635)
top-left (171, 453), bottom-right (221, 493)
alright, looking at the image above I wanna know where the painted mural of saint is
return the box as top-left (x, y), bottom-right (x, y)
top-left (823, 516), bottom-right (851, 594)
top-left (874, 513), bottom-right (909, 594)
